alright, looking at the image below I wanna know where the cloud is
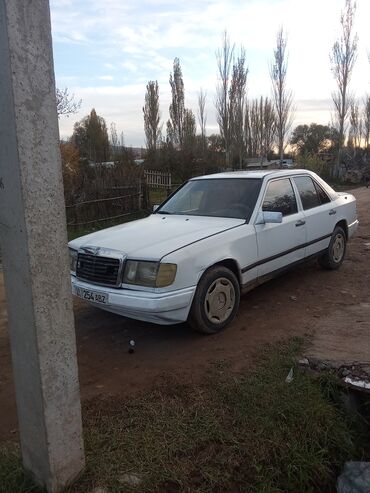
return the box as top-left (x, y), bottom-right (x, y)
top-left (120, 61), bottom-right (139, 73)
top-left (77, 84), bottom-right (144, 96)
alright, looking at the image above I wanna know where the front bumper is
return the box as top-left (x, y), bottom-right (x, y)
top-left (71, 276), bottom-right (196, 325)
top-left (348, 219), bottom-right (359, 239)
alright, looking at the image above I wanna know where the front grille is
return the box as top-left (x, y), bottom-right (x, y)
top-left (77, 253), bottom-right (121, 286)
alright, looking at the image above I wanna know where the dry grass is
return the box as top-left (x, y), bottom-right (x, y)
top-left (1, 338), bottom-right (367, 493)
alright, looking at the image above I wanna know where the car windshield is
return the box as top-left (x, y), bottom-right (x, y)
top-left (156, 178), bottom-right (262, 220)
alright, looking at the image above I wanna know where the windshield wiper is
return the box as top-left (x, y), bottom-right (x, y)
top-left (157, 210), bottom-right (172, 215)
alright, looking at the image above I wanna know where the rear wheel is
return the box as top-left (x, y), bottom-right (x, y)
top-left (188, 266), bottom-right (240, 334)
top-left (318, 226), bottom-right (346, 270)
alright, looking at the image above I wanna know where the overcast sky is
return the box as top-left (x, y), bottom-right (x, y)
top-left (50, 0), bottom-right (370, 147)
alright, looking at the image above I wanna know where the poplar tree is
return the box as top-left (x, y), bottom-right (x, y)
top-left (270, 27), bottom-right (294, 166)
top-left (330, 0), bottom-right (358, 168)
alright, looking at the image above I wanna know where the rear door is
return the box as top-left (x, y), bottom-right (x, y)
top-left (292, 175), bottom-right (336, 257)
top-left (255, 177), bottom-right (306, 278)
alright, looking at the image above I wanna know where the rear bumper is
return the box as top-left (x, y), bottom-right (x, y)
top-left (71, 276), bottom-right (196, 325)
top-left (348, 219), bottom-right (359, 239)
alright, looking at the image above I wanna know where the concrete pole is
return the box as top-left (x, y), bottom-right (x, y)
top-left (0, 1), bottom-right (85, 492)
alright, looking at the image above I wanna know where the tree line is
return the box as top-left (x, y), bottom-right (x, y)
top-left (142, 28), bottom-right (294, 180)
top-left (60, 0), bottom-right (369, 184)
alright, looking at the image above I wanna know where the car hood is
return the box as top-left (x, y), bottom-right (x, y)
top-left (69, 214), bottom-right (245, 260)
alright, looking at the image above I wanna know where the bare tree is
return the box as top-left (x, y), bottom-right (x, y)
top-left (245, 97), bottom-right (276, 164)
top-left (119, 131), bottom-right (125, 148)
top-left (349, 100), bottom-right (362, 149)
top-left (244, 103), bottom-right (251, 157)
top-left (330, 0), bottom-right (358, 168)
top-left (183, 109), bottom-right (197, 151)
top-left (168, 58), bottom-right (185, 148)
top-left (261, 97), bottom-right (276, 160)
top-left (197, 88), bottom-right (207, 153)
top-left (229, 48), bottom-right (248, 169)
top-left (215, 31), bottom-right (234, 167)
top-left (363, 95), bottom-right (370, 148)
top-left (56, 87), bottom-right (81, 118)
top-left (245, 99), bottom-right (260, 158)
top-left (143, 80), bottom-right (161, 155)
top-left (110, 122), bottom-right (118, 147)
top-left (165, 58), bottom-right (197, 178)
top-left (270, 27), bottom-right (294, 166)
top-left (110, 122), bottom-right (118, 161)
top-left (166, 120), bottom-right (175, 145)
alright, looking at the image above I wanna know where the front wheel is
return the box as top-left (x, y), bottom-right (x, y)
top-left (188, 266), bottom-right (240, 334)
top-left (318, 226), bottom-right (347, 270)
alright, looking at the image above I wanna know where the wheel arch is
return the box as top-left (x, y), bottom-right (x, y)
top-left (200, 258), bottom-right (242, 286)
top-left (335, 219), bottom-right (348, 240)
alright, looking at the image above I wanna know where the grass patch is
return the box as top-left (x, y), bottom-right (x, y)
top-left (0, 445), bottom-right (39, 493)
top-left (0, 338), bottom-right (367, 493)
top-left (149, 188), bottom-right (169, 208)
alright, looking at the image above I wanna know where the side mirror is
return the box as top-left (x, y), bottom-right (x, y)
top-left (255, 211), bottom-right (283, 224)
top-left (152, 204), bottom-right (159, 212)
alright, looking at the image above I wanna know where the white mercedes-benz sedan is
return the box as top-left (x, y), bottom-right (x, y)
top-left (69, 170), bottom-right (358, 334)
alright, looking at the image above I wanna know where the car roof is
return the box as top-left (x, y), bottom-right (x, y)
top-left (191, 169), bottom-right (316, 180)
top-left (190, 169), bottom-right (338, 200)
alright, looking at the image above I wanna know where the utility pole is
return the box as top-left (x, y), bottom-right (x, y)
top-left (0, 1), bottom-right (85, 492)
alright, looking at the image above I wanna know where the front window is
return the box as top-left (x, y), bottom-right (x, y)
top-left (262, 178), bottom-right (298, 216)
top-left (156, 178), bottom-right (262, 220)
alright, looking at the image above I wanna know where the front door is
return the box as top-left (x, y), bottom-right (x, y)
top-left (255, 178), bottom-right (306, 278)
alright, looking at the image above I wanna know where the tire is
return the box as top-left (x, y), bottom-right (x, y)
top-left (188, 266), bottom-right (240, 334)
top-left (318, 226), bottom-right (347, 270)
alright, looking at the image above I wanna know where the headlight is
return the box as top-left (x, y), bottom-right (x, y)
top-left (69, 248), bottom-right (78, 274)
top-left (156, 263), bottom-right (177, 287)
top-left (123, 260), bottom-right (177, 287)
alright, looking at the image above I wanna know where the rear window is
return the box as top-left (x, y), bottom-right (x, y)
top-left (294, 176), bottom-right (331, 209)
top-left (314, 181), bottom-right (331, 205)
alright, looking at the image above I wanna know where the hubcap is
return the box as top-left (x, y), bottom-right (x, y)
top-left (204, 277), bottom-right (235, 324)
top-left (332, 233), bottom-right (345, 263)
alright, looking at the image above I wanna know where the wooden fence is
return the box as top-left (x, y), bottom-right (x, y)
top-left (144, 170), bottom-right (172, 189)
top-left (66, 172), bottom-right (176, 230)
top-left (66, 184), bottom-right (147, 228)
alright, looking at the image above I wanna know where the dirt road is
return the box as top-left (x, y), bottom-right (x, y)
top-left (1, 187), bottom-right (369, 442)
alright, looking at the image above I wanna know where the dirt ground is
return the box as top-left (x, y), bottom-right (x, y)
top-left (1, 187), bottom-right (369, 442)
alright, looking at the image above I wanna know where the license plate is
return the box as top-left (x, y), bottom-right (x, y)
top-left (75, 287), bottom-right (108, 304)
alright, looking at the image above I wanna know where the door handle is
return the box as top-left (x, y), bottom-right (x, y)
top-left (329, 209), bottom-right (337, 215)
top-left (295, 219), bottom-right (306, 227)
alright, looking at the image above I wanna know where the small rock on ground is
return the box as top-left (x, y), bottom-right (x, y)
top-left (119, 473), bottom-right (142, 487)
top-left (337, 462), bottom-right (370, 493)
